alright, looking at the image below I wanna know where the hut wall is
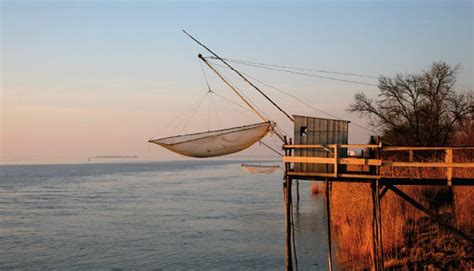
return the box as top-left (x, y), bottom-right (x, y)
top-left (293, 115), bottom-right (349, 173)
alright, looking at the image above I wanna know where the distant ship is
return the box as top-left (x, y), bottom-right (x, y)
top-left (88, 155), bottom-right (139, 162)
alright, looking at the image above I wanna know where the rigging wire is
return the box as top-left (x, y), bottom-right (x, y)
top-left (210, 93), bottom-right (222, 129)
top-left (209, 60), bottom-right (379, 135)
top-left (206, 60), bottom-right (434, 163)
top-left (184, 30), bottom-right (295, 123)
top-left (207, 60), bottom-right (292, 138)
top-left (209, 56), bottom-right (380, 79)
top-left (199, 54), bottom-right (270, 122)
top-left (210, 62), bottom-right (271, 122)
top-left (206, 60), bottom-right (455, 163)
top-left (213, 91), bottom-right (255, 115)
top-left (259, 140), bottom-right (284, 157)
top-left (206, 57), bottom-right (378, 87)
top-left (152, 90), bottom-right (209, 141)
top-left (207, 92), bottom-right (211, 131)
top-left (174, 91), bottom-right (210, 138)
top-left (199, 60), bottom-right (212, 92)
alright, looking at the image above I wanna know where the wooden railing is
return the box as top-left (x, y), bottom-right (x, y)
top-left (283, 144), bottom-right (474, 184)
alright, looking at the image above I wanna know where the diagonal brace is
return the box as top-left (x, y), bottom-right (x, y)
top-left (387, 185), bottom-right (474, 244)
top-left (379, 185), bottom-right (389, 199)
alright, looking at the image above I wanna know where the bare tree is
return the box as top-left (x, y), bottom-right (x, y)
top-left (349, 62), bottom-right (473, 146)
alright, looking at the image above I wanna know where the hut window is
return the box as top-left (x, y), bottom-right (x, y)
top-left (300, 126), bottom-right (308, 137)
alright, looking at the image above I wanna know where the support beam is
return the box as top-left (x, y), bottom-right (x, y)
top-left (446, 149), bottom-right (453, 186)
top-left (325, 179), bottom-right (333, 271)
top-left (379, 185), bottom-right (389, 199)
top-left (371, 180), bottom-right (384, 270)
top-left (284, 136), bottom-right (293, 271)
top-left (296, 180), bottom-right (300, 202)
top-left (285, 176), bottom-right (293, 271)
top-left (387, 185), bottom-right (474, 244)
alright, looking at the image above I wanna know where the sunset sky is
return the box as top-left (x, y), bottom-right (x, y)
top-left (1, 1), bottom-right (473, 164)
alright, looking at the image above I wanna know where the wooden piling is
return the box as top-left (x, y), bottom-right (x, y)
top-left (445, 149), bottom-right (453, 186)
top-left (371, 180), bottom-right (384, 271)
top-left (285, 175), bottom-right (293, 271)
top-left (284, 136), bottom-right (293, 271)
top-left (296, 180), bottom-right (300, 202)
top-left (325, 179), bottom-right (333, 271)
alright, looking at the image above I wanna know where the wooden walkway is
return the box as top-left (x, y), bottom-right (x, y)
top-left (281, 143), bottom-right (474, 271)
top-left (283, 144), bottom-right (474, 185)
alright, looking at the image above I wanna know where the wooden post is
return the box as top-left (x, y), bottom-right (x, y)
top-left (296, 180), bottom-right (300, 202)
top-left (409, 150), bottom-right (414, 178)
top-left (368, 136), bottom-right (377, 176)
top-left (284, 136), bottom-right (293, 271)
top-left (371, 179), bottom-right (384, 271)
top-left (325, 179), bottom-right (333, 271)
top-left (285, 175), bottom-right (293, 271)
top-left (289, 138), bottom-right (300, 203)
top-left (371, 137), bottom-right (384, 271)
top-left (446, 149), bottom-right (453, 186)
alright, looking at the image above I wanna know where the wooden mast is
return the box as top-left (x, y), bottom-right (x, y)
top-left (198, 54), bottom-right (267, 122)
top-left (183, 30), bottom-right (295, 123)
top-left (199, 54), bottom-right (287, 143)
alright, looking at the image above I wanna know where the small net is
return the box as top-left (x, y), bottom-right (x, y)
top-left (149, 121), bottom-right (274, 158)
top-left (241, 163), bottom-right (280, 174)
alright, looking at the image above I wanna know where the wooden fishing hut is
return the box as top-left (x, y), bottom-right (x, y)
top-left (282, 116), bottom-right (474, 271)
top-left (164, 31), bottom-right (473, 271)
top-left (282, 115), bottom-right (350, 271)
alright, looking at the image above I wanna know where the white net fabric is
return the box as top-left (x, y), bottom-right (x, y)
top-left (241, 164), bottom-right (280, 174)
top-left (150, 122), bottom-right (274, 158)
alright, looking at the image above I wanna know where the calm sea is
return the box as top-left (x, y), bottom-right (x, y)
top-left (0, 160), bottom-right (329, 270)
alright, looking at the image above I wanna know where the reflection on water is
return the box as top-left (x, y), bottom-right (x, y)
top-left (0, 161), bottom-right (328, 270)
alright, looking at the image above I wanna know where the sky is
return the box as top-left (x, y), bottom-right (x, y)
top-left (1, 0), bottom-right (473, 164)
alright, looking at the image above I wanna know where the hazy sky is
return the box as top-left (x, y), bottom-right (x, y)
top-left (1, 0), bottom-right (473, 164)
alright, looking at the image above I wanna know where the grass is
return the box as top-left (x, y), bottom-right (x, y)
top-left (325, 151), bottom-right (473, 269)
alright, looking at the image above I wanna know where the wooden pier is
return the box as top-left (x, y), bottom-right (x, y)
top-left (282, 143), bottom-right (474, 270)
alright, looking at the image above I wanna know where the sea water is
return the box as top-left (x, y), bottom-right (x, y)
top-left (0, 160), bottom-right (329, 270)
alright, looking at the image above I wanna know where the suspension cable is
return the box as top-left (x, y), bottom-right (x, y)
top-left (259, 140), bottom-right (284, 157)
top-left (198, 54), bottom-right (268, 122)
top-left (207, 57), bottom-right (377, 87)
top-left (209, 60), bottom-right (379, 135)
top-left (209, 56), bottom-right (380, 80)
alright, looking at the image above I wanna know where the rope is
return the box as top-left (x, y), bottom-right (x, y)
top-left (207, 57), bottom-right (378, 87)
top-left (208, 56), bottom-right (380, 79)
top-left (213, 91), bottom-right (255, 114)
top-left (199, 60), bottom-right (212, 92)
top-left (210, 60), bottom-right (378, 135)
top-left (199, 55), bottom-right (269, 122)
top-left (259, 140), bottom-right (284, 157)
top-left (210, 93), bottom-right (222, 129)
top-left (207, 92), bottom-right (211, 131)
top-left (151, 91), bottom-right (209, 141)
top-left (174, 91), bottom-right (209, 138)
top-left (183, 30), bottom-right (294, 122)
